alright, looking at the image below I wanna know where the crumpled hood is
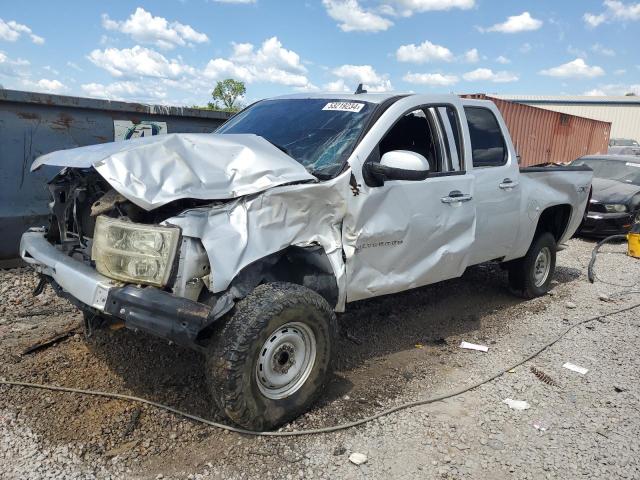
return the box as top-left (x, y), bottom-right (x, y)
top-left (591, 177), bottom-right (640, 205)
top-left (31, 133), bottom-right (316, 210)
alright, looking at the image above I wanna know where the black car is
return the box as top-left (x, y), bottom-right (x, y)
top-left (571, 155), bottom-right (640, 237)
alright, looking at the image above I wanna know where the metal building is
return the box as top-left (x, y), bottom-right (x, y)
top-left (461, 94), bottom-right (611, 167)
top-left (491, 95), bottom-right (640, 143)
top-left (0, 89), bottom-right (231, 263)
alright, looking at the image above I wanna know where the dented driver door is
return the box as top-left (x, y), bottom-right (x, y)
top-left (344, 102), bottom-right (477, 302)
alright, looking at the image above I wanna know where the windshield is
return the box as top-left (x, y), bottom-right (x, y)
top-left (572, 158), bottom-right (640, 186)
top-left (215, 98), bottom-right (375, 177)
top-left (610, 138), bottom-right (639, 147)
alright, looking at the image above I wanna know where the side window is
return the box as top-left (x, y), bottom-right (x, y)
top-left (378, 108), bottom-right (458, 173)
top-left (464, 107), bottom-right (507, 168)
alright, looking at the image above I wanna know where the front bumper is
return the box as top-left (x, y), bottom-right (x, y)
top-left (20, 229), bottom-right (223, 347)
top-left (20, 229), bottom-right (117, 310)
top-left (578, 211), bottom-right (635, 237)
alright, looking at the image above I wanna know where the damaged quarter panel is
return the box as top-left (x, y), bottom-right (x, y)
top-left (165, 173), bottom-right (351, 310)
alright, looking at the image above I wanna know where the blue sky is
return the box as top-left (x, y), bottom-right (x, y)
top-left (0, 0), bottom-right (638, 106)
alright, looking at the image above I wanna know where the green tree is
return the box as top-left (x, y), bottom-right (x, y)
top-left (208, 79), bottom-right (246, 112)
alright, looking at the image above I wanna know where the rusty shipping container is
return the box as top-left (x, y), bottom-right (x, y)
top-left (461, 94), bottom-right (611, 167)
top-left (0, 89), bottom-right (231, 263)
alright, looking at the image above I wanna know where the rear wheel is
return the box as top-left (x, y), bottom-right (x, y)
top-left (205, 282), bottom-right (337, 431)
top-left (508, 232), bottom-right (557, 299)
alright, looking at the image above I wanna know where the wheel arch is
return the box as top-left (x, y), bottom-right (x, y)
top-left (224, 245), bottom-right (340, 309)
top-left (535, 203), bottom-right (572, 243)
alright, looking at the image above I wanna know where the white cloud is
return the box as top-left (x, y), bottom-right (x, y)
top-left (67, 61), bottom-right (83, 72)
top-left (496, 55), bottom-right (511, 64)
top-left (583, 83), bottom-right (640, 96)
top-left (88, 46), bottom-right (195, 79)
top-left (213, 0), bottom-right (256, 2)
top-left (101, 8), bottom-right (208, 50)
top-left (403, 72), bottom-right (458, 86)
top-left (322, 0), bottom-right (393, 32)
top-left (204, 37), bottom-right (313, 88)
top-left (584, 13), bottom-right (607, 27)
top-left (0, 51), bottom-right (30, 77)
top-left (539, 58), bottom-right (605, 78)
top-left (0, 18), bottom-right (44, 44)
top-left (463, 68), bottom-right (519, 83)
top-left (614, 68), bottom-right (627, 75)
top-left (567, 45), bottom-right (587, 58)
top-left (387, 0), bottom-right (475, 17)
top-left (584, 0), bottom-right (640, 27)
top-left (591, 43), bottom-right (616, 56)
top-left (396, 40), bottom-right (453, 63)
top-left (463, 48), bottom-right (479, 63)
top-left (483, 12), bottom-right (543, 33)
top-left (19, 78), bottom-right (67, 94)
top-left (520, 43), bottom-right (532, 53)
top-left (323, 79), bottom-right (351, 92)
top-left (81, 81), bottom-right (168, 102)
top-left (330, 64), bottom-right (393, 91)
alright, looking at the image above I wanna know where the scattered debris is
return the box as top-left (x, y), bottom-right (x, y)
top-left (563, 362), bottom-right (589, 375)
top-left (344, 331), bottom-right (362, 345)
top-left (414, 343), bottom-right (424, 349)
top-left (460, 341), bottom-right (489, 352)
top-left (598, 294), bottom-right (612, 303)
top-left (507, 368), bottom-right (517, 373)
top-left (349, 453), bottom-right (368, 465)
top-left (614, 386), bottom-right (627, 393)
top-left (20, 327), bottom-right (78, 356)
top-left (503, 399), bottom-right (530, 410)
top-left (122, 408), bottom-right (142, 438)
top-left (530, 366), bottom-right (560, 387)
top-left (104, 440), bottom-right (138, 458)
top-left (533, 421), bottom-right (549, 432)
top-left (16, 308), bottom-right (77, 318)
top-left (333, 446), bottom-right (346, 456)
top-left (565, 301), bottom-right (577, 309)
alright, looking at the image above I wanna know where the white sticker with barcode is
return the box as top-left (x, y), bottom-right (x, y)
top-left (322, 102), bottom-right (365, 113)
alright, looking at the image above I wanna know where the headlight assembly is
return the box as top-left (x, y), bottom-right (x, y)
top-left (604, 204), bottom-right (628, 213)
top-left (92, 216), bottom-right (180, 287)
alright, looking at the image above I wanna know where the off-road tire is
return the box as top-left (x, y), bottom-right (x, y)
top-left (205, 282), bottom-right (337, 431)
top-left (508, 232), bottom-right (557, 299)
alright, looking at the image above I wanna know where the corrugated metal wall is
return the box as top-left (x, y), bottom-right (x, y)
top-left (516, 103), bottom-right (640, 142)
top-left (461, 94), bottom-right (611, 167)
top-left (0, 89), bottom-right (231, 262)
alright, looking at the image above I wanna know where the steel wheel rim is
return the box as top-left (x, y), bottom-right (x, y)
top-left (256, 322), bottom-right (317, 400)
top-left (533, 247), bottom-right (551, 287)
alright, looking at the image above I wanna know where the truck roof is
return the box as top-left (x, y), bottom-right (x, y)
top-left (272, 92), bottom-right (473, 105)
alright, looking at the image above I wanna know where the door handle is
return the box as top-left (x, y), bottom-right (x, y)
top-left (499, 178), bottom-right (519, 190)
top-left (441, 190), bottom-right (473, 204)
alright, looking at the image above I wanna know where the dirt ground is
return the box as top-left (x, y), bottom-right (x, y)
top-left (1, 237), bottom-right (640, 479)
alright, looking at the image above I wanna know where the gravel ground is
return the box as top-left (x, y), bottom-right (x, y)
top-left (1, 238), bottom-right (640, 479)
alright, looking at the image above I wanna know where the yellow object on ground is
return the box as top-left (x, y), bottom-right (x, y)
top-left (628, 230), bottom-right (640, 259)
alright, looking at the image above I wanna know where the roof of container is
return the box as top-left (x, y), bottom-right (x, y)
top-left (580, 154), bottom-right (640, 163)
top-left (490, 94), bottom-right (640, 106)
top-left (0, 88), bottom-right (231, 120)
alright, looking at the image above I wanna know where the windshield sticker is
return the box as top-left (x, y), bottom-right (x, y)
top-left (323, 102), bottom-right (365, 113)
top-left (626, 162), bottom-right (640, 168)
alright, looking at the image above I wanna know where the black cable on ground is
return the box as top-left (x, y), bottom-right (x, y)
top-left (587, 234), bottom-right (629, 284)
top-left (1, 301), bottom-right (640, 437)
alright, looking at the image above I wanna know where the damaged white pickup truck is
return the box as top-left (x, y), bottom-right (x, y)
top-left (21, 93), bottom-right (592, 430)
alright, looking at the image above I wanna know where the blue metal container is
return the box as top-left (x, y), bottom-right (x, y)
top-left (0, 89), bottom-right (231, 262)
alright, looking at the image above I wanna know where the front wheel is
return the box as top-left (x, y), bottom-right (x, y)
top-left (205, 282), bottom-right (337, 431)
top-left (508, 232), bottom-right (557, 299)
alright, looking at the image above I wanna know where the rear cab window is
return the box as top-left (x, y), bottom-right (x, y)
top-left (464, 107), bottom-right (507, 168)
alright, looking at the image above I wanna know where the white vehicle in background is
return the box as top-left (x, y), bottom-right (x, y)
top-left (21, 92), bottom-right (592, 430)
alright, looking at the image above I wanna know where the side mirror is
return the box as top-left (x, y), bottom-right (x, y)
top-left (364, 150), bottom-right (431, 185)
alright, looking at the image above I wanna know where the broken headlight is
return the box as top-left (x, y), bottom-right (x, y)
top-left (92, 216), bottom-right (180, 287)
top-left (603, 204), bottom-right (628, 213)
